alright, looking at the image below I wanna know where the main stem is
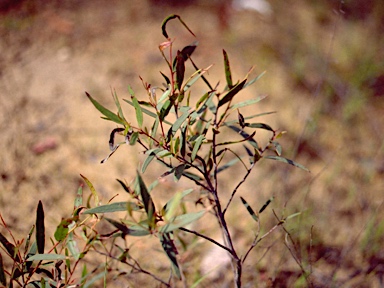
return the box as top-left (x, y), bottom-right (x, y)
top-left (211, 107), bottom-right (242, 287)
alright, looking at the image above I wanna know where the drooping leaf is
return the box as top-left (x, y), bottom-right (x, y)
top-left (80, 174), bottom-right (99, 207)
top-left (159, 233), bottom-right (180, 279)
top-left (137, 173), bottom-right (156, 229)
top-left (160, 71), bottom-right (171, 85)
top-left (240, 197), bottom-right (258, 222)
top-left (82, 202), bottom-right (141, 214)
top-left (180, 41), bottom-right (198, 61)
top-left (161, 14), bottom-right (196, 39)
top-left (218, 79), bottom-right (247, 108)
top-left (132, 96), bottom-right (143, 127)
top-left (109, 128), bottom-right (124, 151)
top-left (36, 201), bottom-right (45, 254)
top-left (27, 254), bottom-right (66, 261)
top-left (229, 95), bottom-right (267, 110)
top-left (85, 92), bottom-right (124, 125)
top-left (264, 156), bottom-right (310, 172)
top-left (223, 49), bottom-right (233, 89)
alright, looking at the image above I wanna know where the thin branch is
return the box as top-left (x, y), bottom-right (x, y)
top-left (179, 227), bottom-right (233, 255)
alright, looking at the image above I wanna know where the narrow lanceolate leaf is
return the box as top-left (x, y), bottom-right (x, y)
top-left (74, 185), bottom-right (83, 211)
top-left (243, 70), bottom-right (266, 88)
top-left (36, 201), bottom-right (45, 254)
top-left (171, 107), bottom-right (190, 135)
top-left (264, 156), bottom-right (310, 172)
top-left (180, 41), bottom-right (198, 61)
top-left (223, 49), bottom-right (233, 89)
top-left (80, 174), bottom-right (99, 207)
top-left (85, 92), bottom-right (124, 125)
top-left (105, 218), bottom-right (150, 237)
top-left (0, 253), bottom-right (6, 286)
top-left (229, 95), bottom-right (267, 110)
top-left (226, 125), bottom-right (259, 150)
top-left (161, 14), bottom-right (196, 39)
top-left (218, 79), bottom-right (247, 108)
top-left (191, 135), bottom-right (205, 161)
top-left (27, 254), bottom-right (66, 261)
top-left (132, 96), bottom-right (143, 127)
top-left (240, 197), bottom-right (258, 222)
top-left (0, 233), bottom-right (21, 263)
top-left (245, 123), bottom-right (274, 132)
top-left (259, 197), bottom-right (274, 214)
top-left (217, 157), bottom-right (242, 174)
top-left (137, 173), bottom-right (156, 228)
top-left (142, 148), bottom-right (163, 173)
top-left (159, 233), bottom-right (181, 279)
top-left (175, 50), bottom-right (185, 91)
top-left (163, 188), bottom-right (194, 215)
top-left (286, 212), bottom-right (302, 220)
top-left (112, 88), bottom-right (125, 121)
top-left (159, 210), bottom-right (205, 233)
top-left (83, 202), bottom-right (141, 214)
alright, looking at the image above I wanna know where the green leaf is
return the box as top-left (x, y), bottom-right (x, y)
top-left (171, 107), bottom-right (190, 136)
top-left (270, 141), bottom-right (282, 156)
top-left (132, 96), bottom-right (143, 127)
top-left (83, 202), bottom-right (141, 214)
top-left (142, 148), bottom-right (163, 173)
top-left (163, 188), bottom-right (194, 216)
top-left (174, 164), bottom-right (186, 181)
top-left (159, 210), bottom-right (205, 233)
top-left (137, 173), bottom-right (156, 229)
top-left (80, 174), bottom-right (99, 207)
top-left (229, 95), bottom-right (267, 110)
top-left (223, 49), bottom-right (233, 89)
top-left (191, 135), bottom-right (205, 161)
top-left (112, 88), bottom-right (125, 122)
top-left (286, 212), bottom-right (302, 220)
top-left (240, 197), bottom-right (258, 222)
top-left (164, 191), bottom-right (183, 221)
top-left (54, 218), bottom-right (72, 241)
top-left (85, 92), bottom-right (124, 125)
top-left (218, 79), bottom-right (247, 108)
top-left (159, 232), bottom-right (180, 279)
top-left (245, 122), bottom-right (274, 132)
top-left (217, 157), bottom-right (242, 174)
top-left (264, 156), bottom-right (310, 172)
top-left (74, 185), bottom-right (83, 211)
top-left (124, 99), bottom-right (172, 125)
top-left (36, 201), bottom-right (45, 254)
top-left (105, 218), bottom-right (150, 237)
top-left (129, 131), bottom-right (139, 145)
top-left (157, 89), bottom-right (171, 105)
top-left (27, 254), bottom-right (66, 261)
top-left (243, 70), bottom-right (266, 88)
top-left (226, 125), bottom-right (259, 150)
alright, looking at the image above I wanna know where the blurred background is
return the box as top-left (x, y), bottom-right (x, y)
top-left (1, 0), bottom-right (383, 286)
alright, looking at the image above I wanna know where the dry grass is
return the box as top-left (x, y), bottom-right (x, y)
top-left (1, 0), bottom-right (384, 286)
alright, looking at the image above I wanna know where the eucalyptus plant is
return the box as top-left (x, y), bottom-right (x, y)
top-left (0, 15), bottom-right (309, 287)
